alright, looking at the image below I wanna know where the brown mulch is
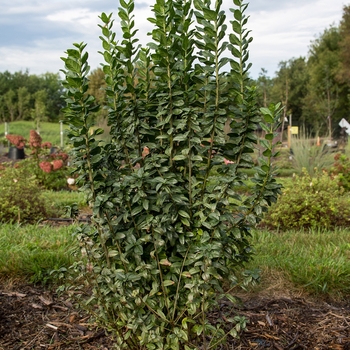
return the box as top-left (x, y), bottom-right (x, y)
top-left (1, 283), bottom-right (350, 350)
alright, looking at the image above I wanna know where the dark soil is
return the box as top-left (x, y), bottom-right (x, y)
top-left (1, 283), bottom-right (349, 350)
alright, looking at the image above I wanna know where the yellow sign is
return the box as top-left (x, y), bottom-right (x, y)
top-left (291, 126), bottom-right (299, 135)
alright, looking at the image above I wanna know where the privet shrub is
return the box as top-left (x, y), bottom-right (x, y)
top-left (61, 0), bottom-right (281, 349)
top-left (262, 169), bottom-right (350, 230)
top-left (0, 162), bottom-right (55, 223)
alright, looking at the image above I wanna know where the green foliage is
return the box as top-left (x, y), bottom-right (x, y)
top-left (61, 0), bottom-right (281, 349)
top-left (262, 169), bottom-right (350, 230)
top-left (0, 162), bottom-right (56, 223)
top-left (0, 70), bottom-right (64, 122)
top-left (29, 159), bottom-right (70, 191)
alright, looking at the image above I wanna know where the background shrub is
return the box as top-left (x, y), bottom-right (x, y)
top-left (262, 169), bottom-right (350, 230)
top-left (0, 162), bottom-right (56, 223)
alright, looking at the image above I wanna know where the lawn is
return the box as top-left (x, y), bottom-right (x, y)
top-left (0, 120), bottom-right (69, 149)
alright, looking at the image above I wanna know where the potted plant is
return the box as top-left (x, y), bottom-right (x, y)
top-left (6, 134), bottom-right (26, 160)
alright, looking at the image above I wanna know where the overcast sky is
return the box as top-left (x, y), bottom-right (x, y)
top-left (0, 0), bottom-right (347, 79)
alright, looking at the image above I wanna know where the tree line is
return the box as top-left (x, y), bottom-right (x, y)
top-left (255, 5), bottom-right (350, 139)
top-left (0, 70), bottom-right (64, 123)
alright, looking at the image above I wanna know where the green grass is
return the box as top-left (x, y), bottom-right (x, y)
top-left (0, 224), bottom-right (77, 284)
top-left (0, 120), bottom-right (70, 148)
top-left (44, 189), bottom-right (88, 215)
top-left (244, 228), bottom-right (350, 299)
top-left (0, 189), bottom-right (87, 284)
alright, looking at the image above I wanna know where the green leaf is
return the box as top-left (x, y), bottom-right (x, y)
top-left (163, 280), bottom-right (175, 286)
top-left (234, 10), bottom-right (242, 21)
top-left (100, 12), bottom-right (109, 24)
top-left (65, 58), bottom-right (81, 73)
top-left (179, 210), bottom-right (190, 219)
top-left (263, 149), bottom-right (272, 157)
top-left (173, 154), bottom-right (187, 161)
top-left (203, 8), bottom-right (217, 21)
top-left (231, 20), bottom-right (241, 34)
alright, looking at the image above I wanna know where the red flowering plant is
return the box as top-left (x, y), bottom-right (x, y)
top-left (28, 130), bottom-right (70, 189)
top-left (3, 130), bottom-right (70, 190)
top-left (21, 130), bottom-right (71, 190)
top-left (6, 134), bottom-right (26, 149)
top-left (327, 152), bottom-right (350, 191)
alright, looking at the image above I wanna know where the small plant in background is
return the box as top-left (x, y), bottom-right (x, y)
top-left (0, 162), bottom-right (56, 223)
top-left (61, 0), bottom-right (281, 349)
top-left (27, 129), bottom-right (70, 190)
top-left (261, 168), bottom-right (350, 230)
top-left (290, 135), bottom-right (334, 176)
top-left (2, 130), bottom-right (71, 190)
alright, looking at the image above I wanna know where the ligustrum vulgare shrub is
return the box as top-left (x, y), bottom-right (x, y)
top-left (61, 0), bottom-right (282, 348)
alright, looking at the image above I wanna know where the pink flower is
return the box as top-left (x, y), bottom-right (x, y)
top-left (6, 134), bottom-right (26, 149)
top-left (41, 141), bottom-right (52, 149)
top-left (52, 159), bottom-right (64, 170)
top-left (29, 130), bottom-right (42, 148)
top-left (57, 152), bottom-right (68, 161)
top-left (39, 161), bottom-right (53, 173)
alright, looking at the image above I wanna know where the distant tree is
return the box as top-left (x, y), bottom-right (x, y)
top-left (303, 26), bottom-right (343, 137)
top-left (269, 61), bottom-right (291, 141)
top-left (31, 89), bottom-right (47, 132)
top-left (256, 68), bottom-right (273, 107)
top-left (87, 68), bottom-right (107, 120)
top-left (0, 95), bottom-right (5, 122)
top-left (3, 89), bottom-right (17, 121)
top-left (337, 5), bottom-right (350, 85)
top-left (17, 87), bottom-right (31, 120)
top-left (0, 70), bottom-right (64, 122)
top-left (38, 73), bottom-right (64, 121)
top-left (287, 57), bottom-right (309, 129)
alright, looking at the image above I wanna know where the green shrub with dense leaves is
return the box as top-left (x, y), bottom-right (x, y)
top-left (0, 162), bottom-right (56, 223)
top-left (61, 0), bottom-right (281, 349)
top-left (262, 169), bottom-right (350, 230)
